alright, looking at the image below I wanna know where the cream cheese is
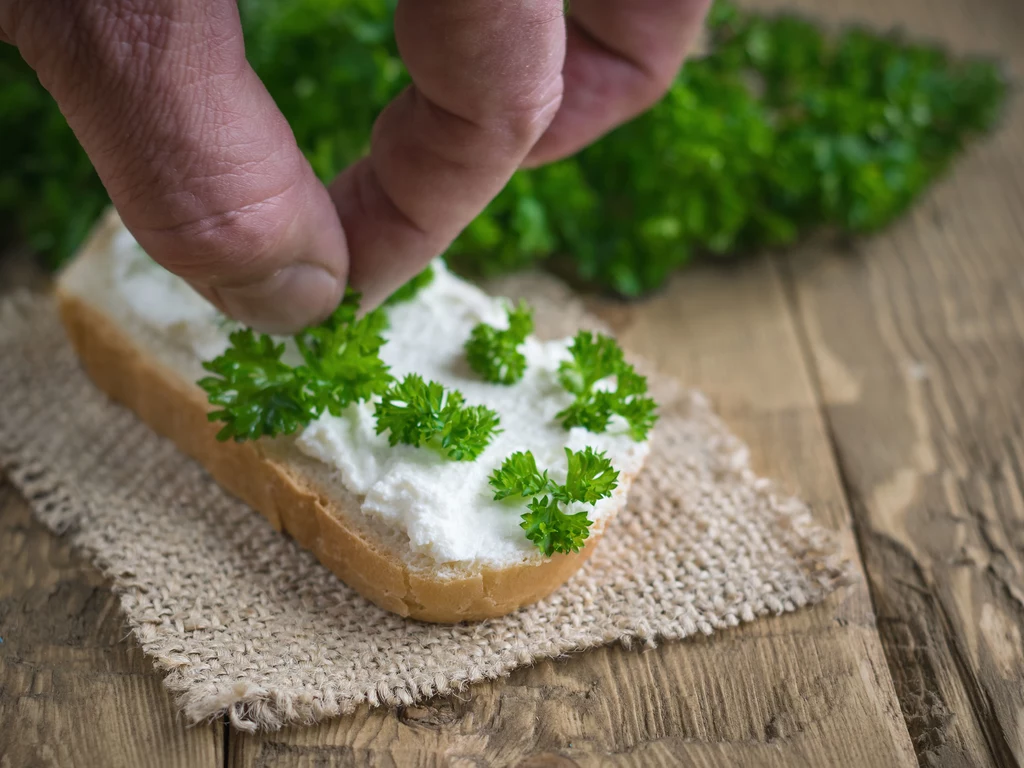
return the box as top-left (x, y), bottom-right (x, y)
top-left (108, 227), bottom-right (649, 568)
top-left (109, 229), bottom-right (237, 362)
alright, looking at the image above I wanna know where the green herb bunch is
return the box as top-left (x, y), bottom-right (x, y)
top-left (489, 448), bottom-right (620, 556)
top-left (449, 0), bottom-right (1008, 294)
top-left (557, 331), bottom-right (657, 441)
top-left (464, 301), bottom-right (534, 384)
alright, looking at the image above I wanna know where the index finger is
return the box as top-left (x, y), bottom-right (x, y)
top-left (329, 0), bottom-right (567, 307)
top-left (526, 0), bottom-right (711, 166)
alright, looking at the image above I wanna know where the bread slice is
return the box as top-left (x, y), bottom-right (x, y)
top-left (55, 210), bottom-right (643, 623)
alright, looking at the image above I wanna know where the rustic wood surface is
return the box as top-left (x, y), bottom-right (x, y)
top-left (1, 0), bottom-right (1021, 765)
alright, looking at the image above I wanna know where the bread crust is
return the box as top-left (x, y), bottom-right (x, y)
top-left (55, 277), bottom-right (611, 623)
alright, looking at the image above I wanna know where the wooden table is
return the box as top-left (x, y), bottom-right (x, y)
top-left (2, 0), bottom-right (1022, 765)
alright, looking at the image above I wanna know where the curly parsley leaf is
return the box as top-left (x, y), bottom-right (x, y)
top-left (442, 402), bottom-right (503, 462)
top-left (521, 497), bottom-right (594, 558)
top-left (559, 446), bottom-right (621, 505)
top-left (200, 289), bottom-right (391, 442)
top-left (613, 369), bottom-right (659, 442)
top-left (488, 447), bottom-right (619, 556)
top-left (374, 374), bottom-right (501, 461)
top-left (557, 331), bottom-right (624, 395)
top-left (198, 330), bottom-right (315, 442)
top-left (464, 301), bottom-right (534, 384)
top-left (383, 264), bottom-right (435, 307)
top-left (489, 451), bottom-right (551, 500)
top-left (294, 289), bottom-right (393, 415)
top-left (556, 332), bottom-right (658, 441)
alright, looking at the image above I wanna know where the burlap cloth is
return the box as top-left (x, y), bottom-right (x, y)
top-left (0, 273), bottom-right (849, 732)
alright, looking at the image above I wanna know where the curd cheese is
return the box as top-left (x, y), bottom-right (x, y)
top-left (108, 229), bottom-right (649, 568)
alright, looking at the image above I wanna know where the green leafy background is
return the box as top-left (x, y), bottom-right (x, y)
top-left (0, 0), bottom-right (1007, 296)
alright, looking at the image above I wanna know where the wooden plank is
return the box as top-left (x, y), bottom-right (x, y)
top-left (0, 259), bottom-right (224, 767)
top-left (232, 255), bottom-right (916, 766)
top-left (0, 482), bottom-right (224, 768)
top-left (774, 0), bottom-right (1024, 766)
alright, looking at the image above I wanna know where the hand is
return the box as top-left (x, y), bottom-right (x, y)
top-left (1, 0), bottom-right (709, 333)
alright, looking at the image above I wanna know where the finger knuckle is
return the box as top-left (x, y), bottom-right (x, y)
top-left (494, 76), bottom-right (565, 152)
top-left (142, 188), bottom-right (300, 286)
top-left (643, 61), bottom-right (681, 104)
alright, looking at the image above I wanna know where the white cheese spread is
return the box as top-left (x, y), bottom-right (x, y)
top-left (108, 228), bottom-right (649, 568)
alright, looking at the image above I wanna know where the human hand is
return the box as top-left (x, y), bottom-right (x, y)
top-left (1, 0), bottom-right (709, 333)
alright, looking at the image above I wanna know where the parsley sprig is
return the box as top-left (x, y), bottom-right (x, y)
top-left (557, 332), bottom-right (657, 441)
top-left (374, 374), bottom-right (501, 461)
top-left (199, 331), bottom-right (316, 442)
top-left (464, 301), bottom-right (534, 384)
top-left (489, 448), bottom-right (620, 556)
top-left (294, 295), bottom-right (392, 415)
top-left (198, 290), bottom-right (392, 442)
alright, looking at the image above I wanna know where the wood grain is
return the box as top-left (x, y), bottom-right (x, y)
top-left (0, 482), bottom-right (224, 768)
top-left (770, 0), bottom-right (1024, 765)
top-left (231, 256), bottom-right (915, 767)
top-left (0, 256), bottom-right (223, 768)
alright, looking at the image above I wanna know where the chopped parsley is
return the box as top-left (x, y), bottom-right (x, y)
top-left (489, 447), bottom-right (620, 556)
top-left (557, 331), bottom-right (657, 441)
top-left (464, 301), bottom-right (534, 384)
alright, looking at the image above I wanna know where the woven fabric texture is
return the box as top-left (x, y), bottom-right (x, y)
top-left (0, 285), bottom-right (848, 732)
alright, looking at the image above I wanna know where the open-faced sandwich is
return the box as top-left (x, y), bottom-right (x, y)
top-left (56, 211), bottom-right (657, 622)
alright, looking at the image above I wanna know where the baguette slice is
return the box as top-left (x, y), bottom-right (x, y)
top-left (55, 210), bottom-right (642, 623)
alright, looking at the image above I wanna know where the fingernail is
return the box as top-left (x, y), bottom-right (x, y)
top-left (214, 263), bottom-right (343, 334)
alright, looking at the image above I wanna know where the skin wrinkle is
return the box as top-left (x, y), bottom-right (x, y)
top-left (143, 179), bottom-right (306, 282)
top-left (164, 115), bottom-right (296, 199)
top-left (570, 18), bottom-right (660, 91)
top-left (392, 0), bottom-right (565, 126)
top-left (93, 29), bottom-right (200, 165)
top-left (334, 159), bottom-right (432, 296)
top-left (364, 83), bottom-right (563, 234)
top-left (121, 85), bottom-right (262, 196)
top-left (355, 157), bottom-right (431, 241)
top-left (402, 87), bottom-right (552, 196)
top-left (79, 31), bottom-right (250, 216)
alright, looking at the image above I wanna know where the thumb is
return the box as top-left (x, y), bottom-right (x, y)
top-left (2, 0), bottom-right (348, 333)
